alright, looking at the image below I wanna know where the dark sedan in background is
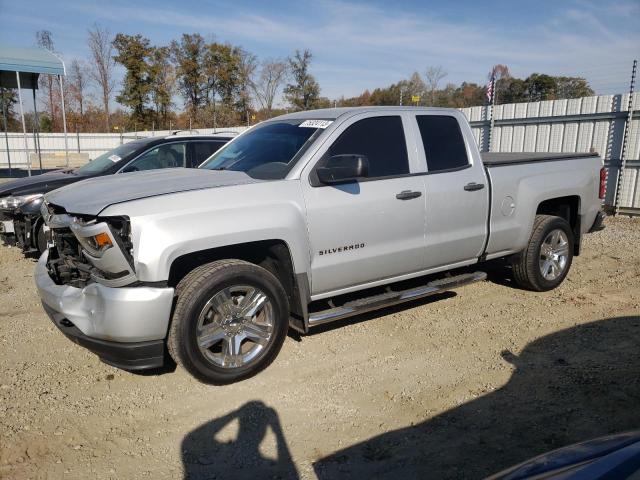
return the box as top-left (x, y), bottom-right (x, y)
top-left (0, 133), bottom-right (232, 254)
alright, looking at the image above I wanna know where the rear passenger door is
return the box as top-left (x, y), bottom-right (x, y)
top-left (301, 113), bottom-right (427, 297)
top-left (189, 140), bottom-right (227, 167)
top-left (416, 114), bottom-right (489, 268)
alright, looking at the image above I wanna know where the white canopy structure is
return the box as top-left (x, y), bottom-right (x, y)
top-left (0, 45), bottom-right (68, 176)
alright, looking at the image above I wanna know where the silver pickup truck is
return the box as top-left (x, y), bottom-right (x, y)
top-left (35, 107), bottom-right (606, 384)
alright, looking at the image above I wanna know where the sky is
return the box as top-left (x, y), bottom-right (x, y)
top-left (1, 0), bottom-right (639, 106)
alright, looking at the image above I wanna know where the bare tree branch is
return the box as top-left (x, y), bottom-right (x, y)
top-left (68, 59), bottom-right (88, 119)
top-left (425, 66), bottom-right (447, 106)
top-left (252, 59), bottom-right (288, 116)
top-left (87, 24), bottom-right (115, 131)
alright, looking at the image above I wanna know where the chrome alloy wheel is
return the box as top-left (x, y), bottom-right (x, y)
top-left (539, 229), bottom-right (569, 281)
top-left (196, 285), bottom-right (274, 369)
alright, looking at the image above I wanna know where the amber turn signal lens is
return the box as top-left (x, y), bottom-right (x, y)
top-left (94, 232), bottom-right (113, 249)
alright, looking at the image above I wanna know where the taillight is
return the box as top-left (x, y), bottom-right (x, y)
top-left (599, 167), bottom-right (607, 199)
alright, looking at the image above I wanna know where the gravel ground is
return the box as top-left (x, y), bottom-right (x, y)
top-left (0, 217), bottom-right (639, 480)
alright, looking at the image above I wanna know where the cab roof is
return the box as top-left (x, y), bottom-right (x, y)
top-left (275, 106), bottom-right (460, 121)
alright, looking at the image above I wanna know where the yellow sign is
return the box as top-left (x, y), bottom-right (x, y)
top-left (411, 95), bottom-right (421, 103)
top-left (251, 115), bottom-right (256, 120)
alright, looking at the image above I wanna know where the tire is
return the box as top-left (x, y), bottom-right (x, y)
top-left (167, 259), bottom-right (289, 385)
top-left (35, 221), bottom-right (47, 254)
top-left (512, 215), bottom-right (574, 292)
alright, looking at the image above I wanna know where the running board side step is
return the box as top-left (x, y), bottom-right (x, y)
top-left (307, 271), bottom-right (487, 328)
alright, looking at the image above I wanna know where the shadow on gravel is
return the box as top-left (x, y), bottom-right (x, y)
top-left (181, 400), bottom-right (299, 480)
top-left (313, 315), bottom-right (640, 479)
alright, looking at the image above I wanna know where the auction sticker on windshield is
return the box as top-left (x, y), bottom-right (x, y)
top-left (299, 120), bottom-right (333, 129)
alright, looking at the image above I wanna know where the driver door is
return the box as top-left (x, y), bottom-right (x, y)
top-left (301, 113), bottom-right (427, 297)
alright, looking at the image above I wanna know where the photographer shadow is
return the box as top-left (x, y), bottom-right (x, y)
top-left (181, 400), bottom-right (299, 480)
top-left (314, 315), bottom-right (640, 479)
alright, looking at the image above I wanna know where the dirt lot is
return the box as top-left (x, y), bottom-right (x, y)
top-left (0, 217), bottom-right (639, 479)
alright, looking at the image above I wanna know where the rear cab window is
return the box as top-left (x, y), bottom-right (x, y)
top-left (416, 115), bottom-right (469, 173)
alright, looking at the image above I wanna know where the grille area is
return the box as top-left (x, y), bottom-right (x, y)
top-left (47, 227), bottom-right (93, 288)
top-left (43, 202), bottom-right (135, 288)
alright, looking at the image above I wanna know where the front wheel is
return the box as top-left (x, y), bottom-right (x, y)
top-left (167, 259), bottom-right (289, 384)
top-left (512, 215), bottom-right (574, 291)
top-left (35, 221), bottom-right (47, 254)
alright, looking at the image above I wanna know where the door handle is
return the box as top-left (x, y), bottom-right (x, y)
top-left (396, 190), bottom-right (422, 200)
top-left (464, 182), bottom-right (485, 191)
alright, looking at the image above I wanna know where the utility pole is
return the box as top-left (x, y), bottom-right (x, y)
top-left (0, 87), bottom-right (12, 176)
top-left (487, 76), bottom-right (496, 152)
top-left (15, 72), bottom-right (31, 176)
top-left (614, 59), bottom-right (637, 215)
top-left (399, 88), bottom-right (404, 106)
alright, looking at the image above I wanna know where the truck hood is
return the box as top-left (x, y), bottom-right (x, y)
top-left (0, 170), bottom-right (86, 197)
top-left (45, 168), bottom-right (261, 216)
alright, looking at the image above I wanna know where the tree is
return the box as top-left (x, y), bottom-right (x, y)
top-left (252, 59), bottom-right (287, 116)
top-left (370, 82), bottom-right (403, 105)
top-left (237, 49), bottom-right (257, 125)
top-left (446, 82), bottom-right (486, 108)
top-left (555, 76), bottom-right (594, 99)
top-left (0, 88), bottom-right (18, 131)
top-left (68, 59), bottom-right (88, 118)
top-left (499, 77), bottom-right (527, 104)
top-left (113, 34), bottom-right (153, 127)
top-left (525, 73), bottom-right (557, 101)
top-left (36, 30), bottom-right (58, 130)
top-left (405, 72), bottom-right (427, 104)
top-left (425, 66), bottom-right (447, 105)
top-left (489, 64), bottom-right (511, 104)
top-left (171, 34), bottom-right (207, 118)
top-left (283, 49), bottom-right (320, 110)
top-left (148, 46), bottom-right (174, 128)
top-left (87, 24), bottom-right (115, 131)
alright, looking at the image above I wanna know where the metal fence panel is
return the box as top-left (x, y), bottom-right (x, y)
top-left (0, 127), bottom-right (248, 169)
top-left (461, 93), bottom-right (640, 211)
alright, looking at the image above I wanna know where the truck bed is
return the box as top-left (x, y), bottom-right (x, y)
top-left (481, 152), bottom-right (598, 167)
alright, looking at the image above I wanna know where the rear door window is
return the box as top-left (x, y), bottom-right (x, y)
top-left (326, 116), bottom-right (409, 178)
top-left (416, 115), bottom-right (469, 173)
top-left (191, 141), bottom-right (226, 166)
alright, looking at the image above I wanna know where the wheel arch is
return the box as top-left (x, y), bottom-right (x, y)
top-left (167, 239), bottom-right (310, 333)
top-left (535, 195), bottom-right (582, 255)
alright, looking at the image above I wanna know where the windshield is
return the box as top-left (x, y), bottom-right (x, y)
top-left (200, 120), bottom-right (326, 179)
top-left (75, 142), bottom-right (142, 175)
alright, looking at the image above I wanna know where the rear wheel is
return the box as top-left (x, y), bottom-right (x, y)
top-left (512, 215), bottom-right (574, 291)
top-left (168, 259), bottom-right (289, 384)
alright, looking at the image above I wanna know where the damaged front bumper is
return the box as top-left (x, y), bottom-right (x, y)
top-left (0, 211), bottom-right (16, 245)
top-left (35, 250), bottom-right (175, 370)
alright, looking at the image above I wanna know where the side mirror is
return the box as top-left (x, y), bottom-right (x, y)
top-left (316, 154), bottom-right (369, 185)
